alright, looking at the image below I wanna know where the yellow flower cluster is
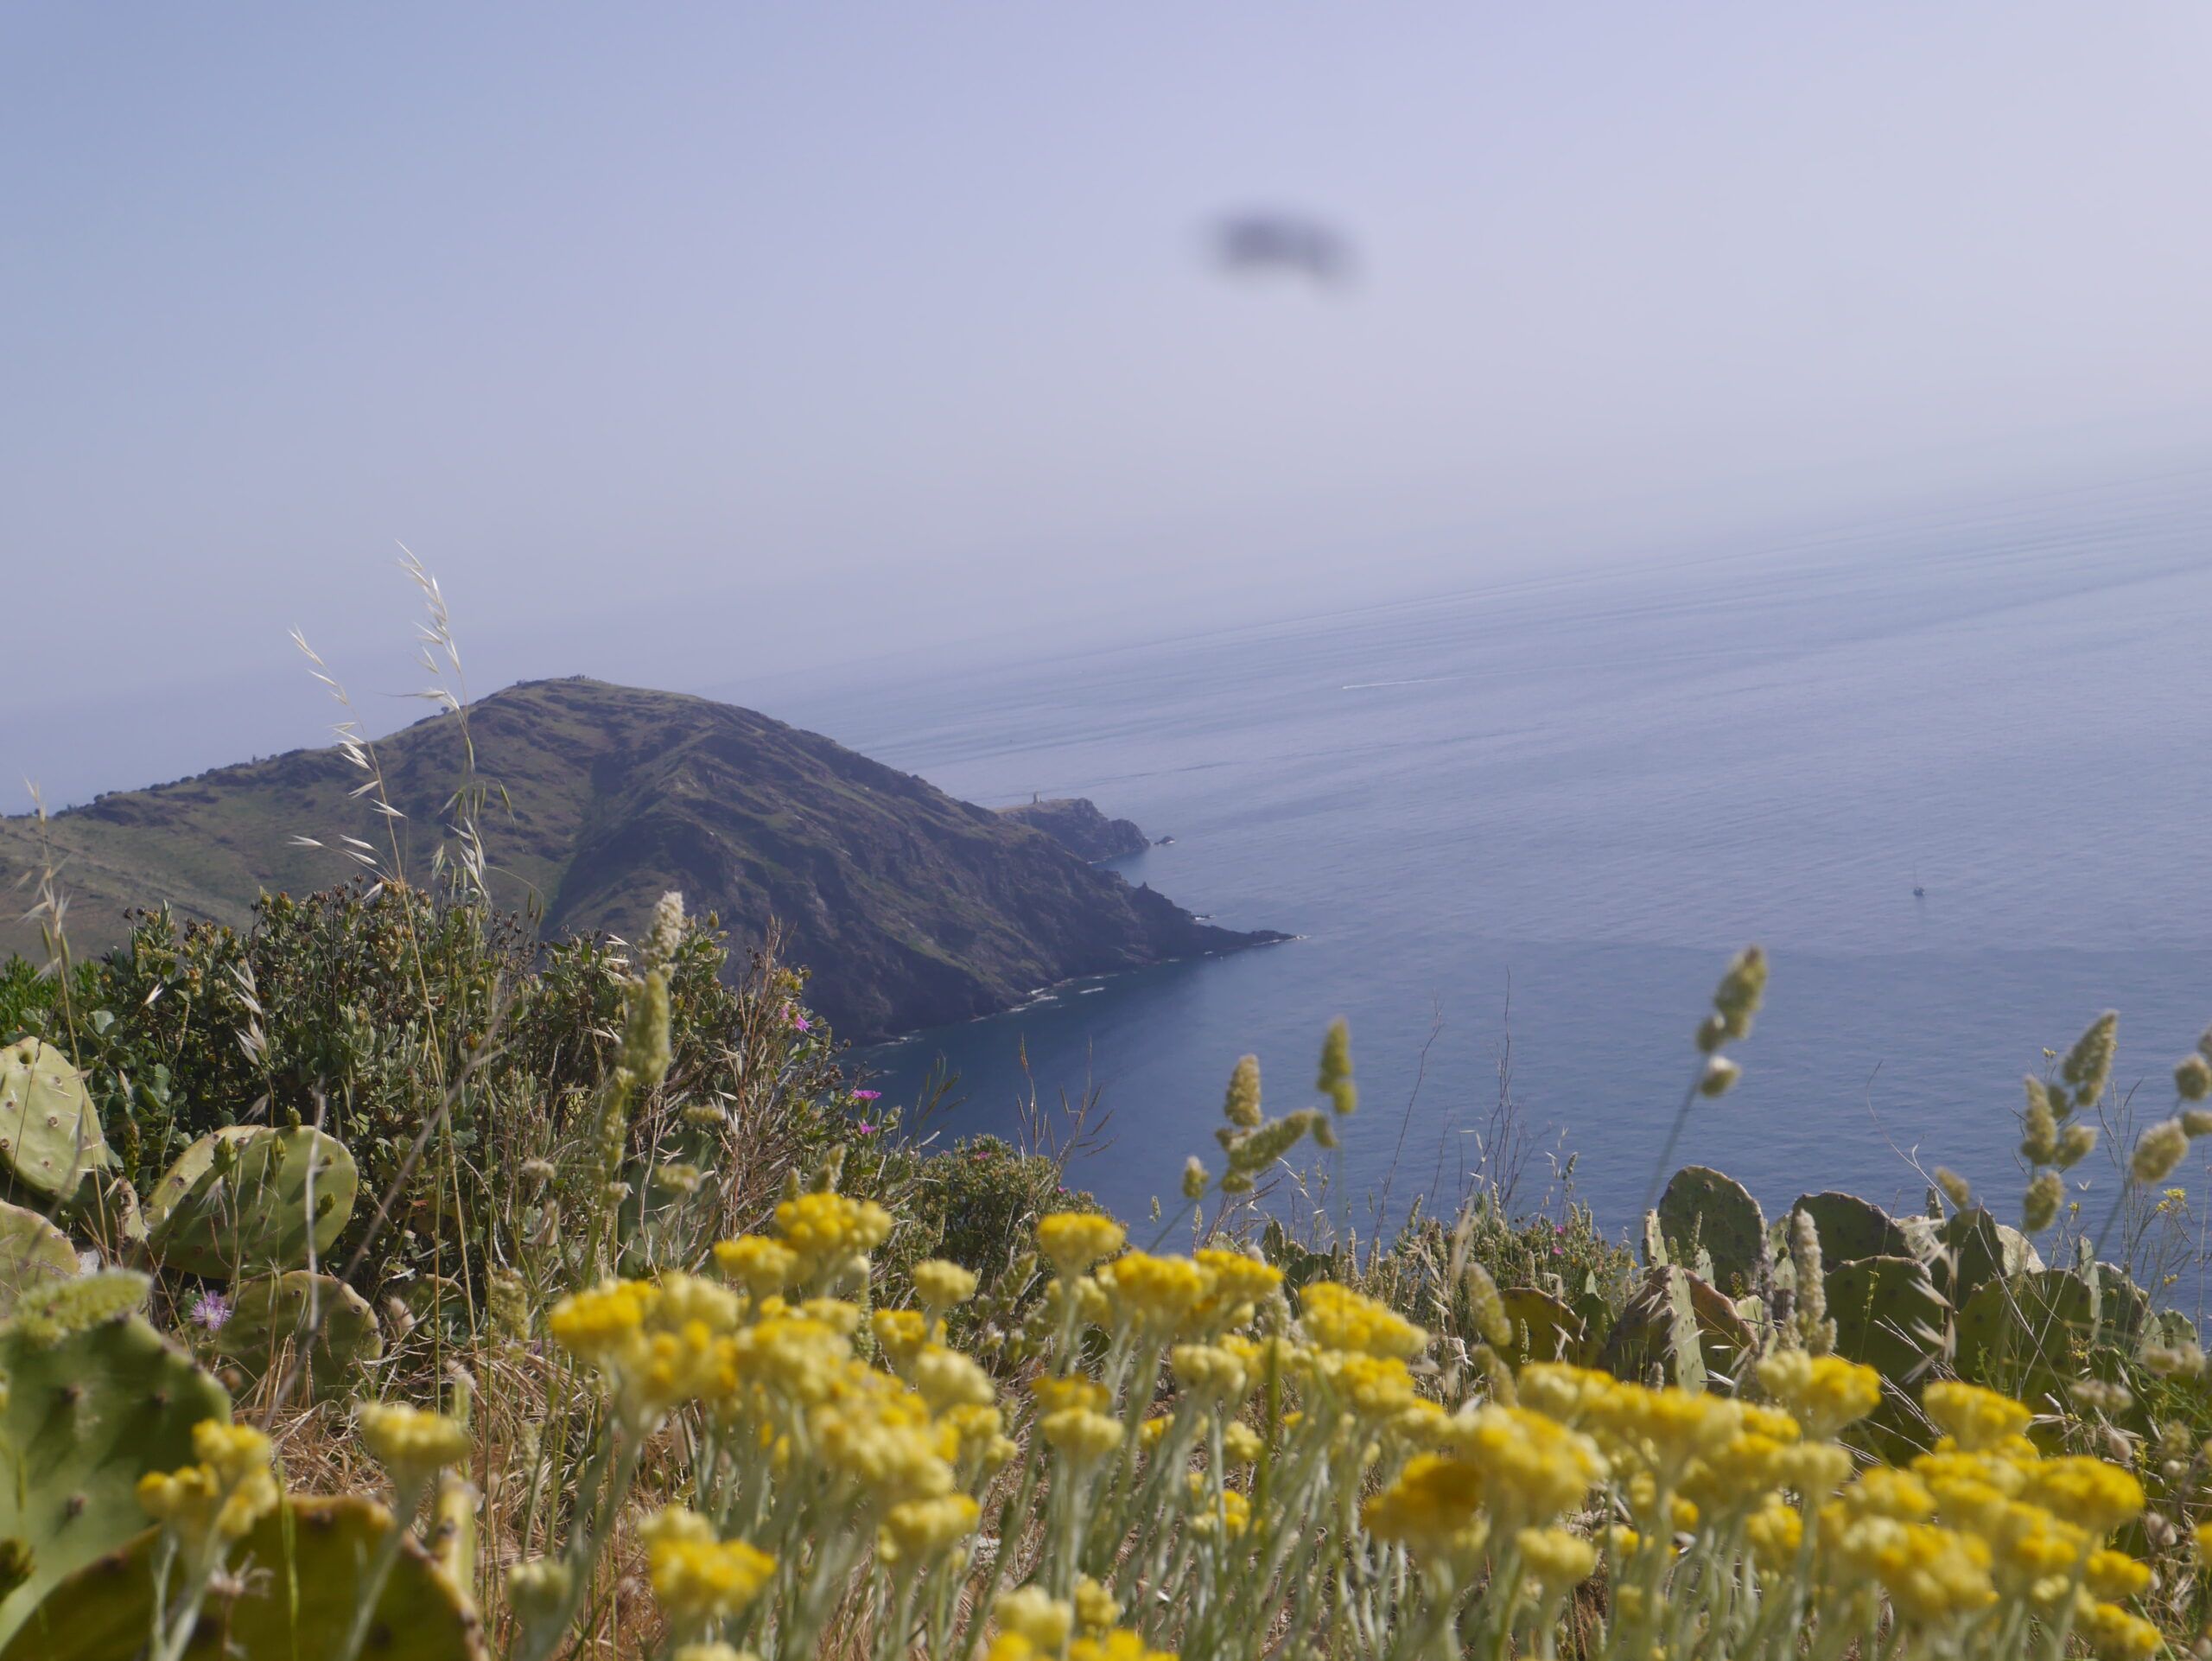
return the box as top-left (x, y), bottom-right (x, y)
top-left (1036, 1212), bottom-right (1126, 1275)
top-left (137, 1421), bottom-right (282, 1555)
top-left (771, 1191), bottom-right (893, 1282)
top-left (357, 1400), bottom-right (471, 1490)
top-left (640, 1508), bottom-right (776, 1632)
top-left (1298, 1281), bottom-right (1427, 1359)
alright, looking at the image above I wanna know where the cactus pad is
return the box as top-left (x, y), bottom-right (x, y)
top-left (0, 1302), bottom-right (230, 1647)
top-left (1600, 1266), bottom-right (1751, 1390)
top-left (1499, 1286), bottom-right (1588, 1367)
top-left (0, 1040), bottom-right (112, 1200)
top-left (1656, 1166), bottom-right (1765, 1295)
top-left (1824, 1256), bottom-right (1948, 1384)
top-left (1928, 1208), bottom-right (2042, 1308)
top-left (217, 1270), bottom-right (383, 1400)
top-left (0, 1201), bottom-right (76, 1315)
top-left (1955, 1268), bottom-right (2146, 1412)
top-left (0, 1494), bottom-right (486, 1660)
top-left (147, 1126), bottom-right (358, 1278)
top-left (1790, 1192), bottom-right (1910, 1265)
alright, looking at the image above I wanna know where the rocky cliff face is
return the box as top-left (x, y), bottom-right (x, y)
top-left (996, 798), bottom-right (1149, 862)
top-left (0, 678), bottom-right (1282, 1042)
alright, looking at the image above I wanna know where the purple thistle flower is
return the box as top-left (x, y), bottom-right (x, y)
top-left (856, 1122), bottom-right (877, 1135)
top-left (851, 1088), bottom-right (881, 1101)
top-left (190, 1291), bottom-right (232, 1333)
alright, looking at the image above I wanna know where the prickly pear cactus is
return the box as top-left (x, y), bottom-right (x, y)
top-left (1600, 1266), bottom-right (1752, 1391)
top-left (1656, 1166), bottom-right (1765, 1295)
top-left (1955, 1268), bottom-right (2147, 1412)
top-left (1789, 1192), bottom-right (1910, 1265)
top-left (0, 1495), bottom-right (486, 1660)
top-left (1498, 1286), bottom-right (1588, 1368)
top-left (0, 1282), bottom-right (231, 1647)
top-left (1927, 1207), bottom-right (2043, 1309)
top-left (216, 1270), bottom-right (383, 1400)
top-left (146, 1125), bottom-right (358, 1278)
top-left (0, 1040), bottom-right (112, 1200)
top-left (0, 1200), bottom-right (76, 1315)
top-left (50, 1168), bottom-right (145, 1259)
top-left (1825, 1256), bottom-right (1948, 1384)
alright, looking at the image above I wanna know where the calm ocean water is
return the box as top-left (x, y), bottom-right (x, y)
top-left (753, 475), bottom-right (2212, 1244)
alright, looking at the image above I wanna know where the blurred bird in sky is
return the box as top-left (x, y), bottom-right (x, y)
top-left (1209, 211), bottom-right (1355, 287)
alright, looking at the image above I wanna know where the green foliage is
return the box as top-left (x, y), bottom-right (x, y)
top-left (905, 1135), bottom-right (1090, 1281)
top-left (1656, 1165), bottom-right (1765, 1295)
top-left (213, 1270), bottom-right (385, 1401)
top-left (0, 883), bottom-right (855, 1300)
top-left (1497, 1284), bottom-right (1592, 1367)
top-left (1789, 1191), bottom-right (1910, 1264)
top-left (0, 1040), bottom-right (112, 1200)
top-left (0, 1200), bottom-right (77, 1315)
top-left (0, 1495), bottom-right (485, 1661)
top-left (145, 1124), bottom-right (358, 1278)
top-left (1955, 1266), bottom-right (2148, 1415)
top-left (0, 1301), bottom-right (230, 1647)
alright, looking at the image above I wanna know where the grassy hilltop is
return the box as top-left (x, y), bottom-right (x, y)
top-left (0, 677), bottom-right (1279, 1041)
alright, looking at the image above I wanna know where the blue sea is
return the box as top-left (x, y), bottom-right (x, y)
top-left (752, 474), bottom-right (2212, 1254)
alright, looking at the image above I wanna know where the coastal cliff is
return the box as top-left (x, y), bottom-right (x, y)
top-left (0, 678), bottom-right (1282, 1042)
top-left (996, 797), bottom-right (1149, 862)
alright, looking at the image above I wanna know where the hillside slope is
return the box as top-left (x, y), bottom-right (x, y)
top-left (0, 678), bottom-right (1282, 1041)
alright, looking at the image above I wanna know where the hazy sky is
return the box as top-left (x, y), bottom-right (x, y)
top-left (7, 5), bottom-right (2212, 803)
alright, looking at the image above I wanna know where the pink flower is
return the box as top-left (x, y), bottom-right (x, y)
top-left (856, 1122), bottom-right (877, 1135)
top-left (786, 1006), bottom-right (811, 1032)
top-left (851, 1088), bottom-right (880, 1101)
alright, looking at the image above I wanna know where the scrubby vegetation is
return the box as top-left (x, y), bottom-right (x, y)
top-left (4, 880), bottom-right (2212, 1661)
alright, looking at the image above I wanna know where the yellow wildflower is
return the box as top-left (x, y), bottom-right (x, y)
top-left (2019, 1456), bottom-right (2144, 1537)
top-left (137, 1421), bottom-right (281, 1554)
top-left (912, 1345), bottom-right (996, 1415)
top-left (712, 1238), bottom-right (800, 1300)
top-left (773, 1191), bottom-right (893, 1276)
top-left (1069, 1632), bottom-right (1177, 1661)
top-left (1516, 1526), bottom-right (1596, 1599)
top-left (1074, 1575), bottom-right (1121, 1634)
top-left (1745, 1499), bottom-right (1802, 1574)
top-left (1222, 1421), bottom-right (1263, 1466)
top-left (640, 1509), bottom-right (775, 1631)
top-left (1042, 1408), bottom-right (1126, 1467)
top-left (874, 1308), bottom-right (929, 1365)
top-left (877, 1492), bottom-right (980, 1569)
top-left (996, 1586), bottom-right (1075, 1651)
top-left (1170, 1343), bottom-right (1249, 1405)
top-left (912, 1258), bottom-right (979, 1312)
top-left (1432, 1404), bottom-right (1606, 1531)
top-left (1036, 1212), bottom-right (1126, 1275)
top-left (1755, 1350), bottom-right (1882, 1439)
top-left (357, 1401), bottom-right (471, 1490)
top-left (2085, 1547), bottom-right (2152, 1601)
top-left (1363, 1453), bottom-right (1492, 1562)
top-left (1875, 1524), bottom-right (1997, 1624)
top-left (1516, 1363), bottom-right (1617, 1427)
top-left (1032, 1374), bottom-right (1111, 1416)
top-left (2080, 1598), bottom-right (2162, 1661)
top-left (812, 1371), bottom-right (957, 1502)
top-left (1300, 1282), bottom-right (1427, 1359)
top-left (1096, 1252), bottom-right (1210, 1333)
top-left (943, 1403), bottom-right (1016, 1472)
top-left (1315, 1351), bottom-right (1418, 1420)
top-left (1923, 1381), bottom-right (2032, 1452)
top-left (1185, 1476), bottom-right (1249, 1537)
